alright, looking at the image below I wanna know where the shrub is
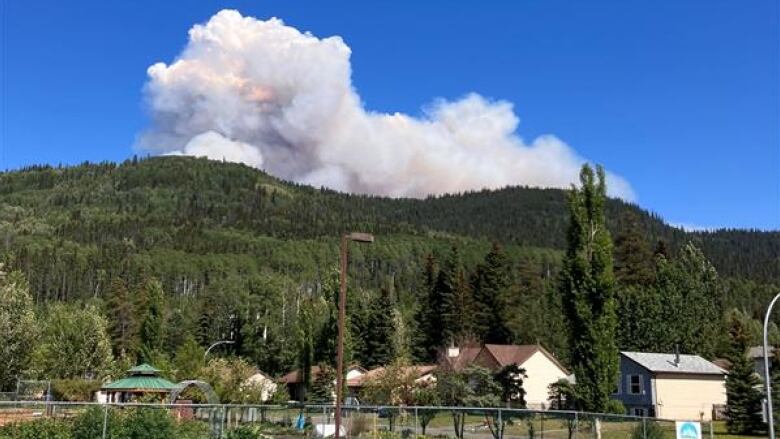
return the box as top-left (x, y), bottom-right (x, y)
top-left (605, 399), bottom-right (626, 415)
top-left (52, 379), bottom-right (102, 402)
top-left (175, 420), bottom-right (211, 439)
top-left (0, 418), bottom-right (73, 439)
top-left (116, 408), bottom-right (175, 439)
top-left (631, 420), bottom-right (665, 439)
top-left (226, 425), bottom-right (260, 439)
top-left (72, 406), bottom-right (114, 439)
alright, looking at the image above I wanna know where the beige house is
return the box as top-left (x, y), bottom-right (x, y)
top-left (440, 344), bottom-right (569, 408)
top-left (615, 351), bottom-right (727, 421)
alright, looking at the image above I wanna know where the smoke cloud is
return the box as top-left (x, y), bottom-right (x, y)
top-left (137, 10), bottom-right (635, 200)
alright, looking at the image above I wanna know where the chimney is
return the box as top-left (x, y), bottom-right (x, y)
top-left (674, 345), bottom-right (680, 366)
top-left (447, 341), bottom-right (460, 358)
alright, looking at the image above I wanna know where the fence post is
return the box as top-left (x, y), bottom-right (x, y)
top-left (101, 404), bottom-right (109, 439)
top-left (415, 407), bottom-right (419, 437)
top-left (541, 410), bottom-right (545, 439)
top-left (642, 417), bottom-right (647, 439)
top-left (220, 405), bottom-right (226, 438)
top-left (575, 411), bottom-right (579, 439)
top-left (709, 420), bottom-right (714, 439)
top-left (498, 408), bottom-right (503, 439)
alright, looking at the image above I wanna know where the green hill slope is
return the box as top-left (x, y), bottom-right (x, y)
top-left (1, 156), bottom-right (776, 296)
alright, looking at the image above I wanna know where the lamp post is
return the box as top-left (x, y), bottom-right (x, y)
top-left (204, 340), bottom-right (235, 361)
top-left (335, 232), bottom-right (374, 439)
top-left (763, 293), bottom-right (780, 439)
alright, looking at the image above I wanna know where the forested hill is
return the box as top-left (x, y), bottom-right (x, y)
top-left (0, 156), bottom-right (777, 287)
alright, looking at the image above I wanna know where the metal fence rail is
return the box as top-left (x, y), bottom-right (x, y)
top-left (0, 401), bottom-right (711, 439)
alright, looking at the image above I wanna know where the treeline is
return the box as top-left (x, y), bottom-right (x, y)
top-left (0, 156), bottom-right (777, 394)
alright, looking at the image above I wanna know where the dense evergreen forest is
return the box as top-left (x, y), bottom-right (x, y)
top-left (0, 156), bottom-right (777, 391)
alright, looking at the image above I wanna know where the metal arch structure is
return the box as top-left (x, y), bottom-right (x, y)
top-left (169, 380), bottom-right (220, 404)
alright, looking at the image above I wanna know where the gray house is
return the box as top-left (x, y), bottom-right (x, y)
top-left (613, 351), bottom-right (727, 420)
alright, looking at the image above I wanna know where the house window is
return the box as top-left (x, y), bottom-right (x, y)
top-left (632, 407), bottom-right (646, 417)
top-left (614, 373), bottom-right (621, 394)
top-left (628, 374), bottom-right (643, 395)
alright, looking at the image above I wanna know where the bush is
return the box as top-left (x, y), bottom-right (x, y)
top-left (72, 406), bottom-right (113, 439)
top-left (605, 399), bottom-right (626, 415)
top-left (0, 418), bottom-right (73, 439)
top-left (226, 425), bottom-right (260, 439)
top-left (51, 379), bottom-right (102, 402)
top-left (631, 420), bottom-right (665, 439)
top-left (116, 408), bottom-right (175, 439)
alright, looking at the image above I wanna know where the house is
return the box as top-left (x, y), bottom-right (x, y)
top-left (280, 365), bottom-right (366, 401)
top-left (614, 351), bottom-right (727, 421)
top-left (748, 346), bottom-right (774, 378)
top-left (440, 344), bottom-right (570, 408)
top-left (243, 371), bottom-right (278, 402)
top-left (347, 365), bottom-right (437, 389)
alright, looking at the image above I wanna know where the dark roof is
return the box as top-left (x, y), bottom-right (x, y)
top-left (440, 346), bottom-right (482, 370)
top-left (441, 344), bottom-right (569, 374)
top-left (280, 365), bottom-right (366, 384)
top-left (621, 352), bottom-right (726, 375)
top-left (483, 344), bottom-right (539, 367)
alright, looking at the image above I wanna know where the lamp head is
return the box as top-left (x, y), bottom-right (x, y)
top-left (347, 232), bottom-right (374, 243)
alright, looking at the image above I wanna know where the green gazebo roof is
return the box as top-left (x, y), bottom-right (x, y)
top-left (102, 363), bottom-right (176, 392)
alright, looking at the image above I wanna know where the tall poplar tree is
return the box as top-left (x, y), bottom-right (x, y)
top-left (559, 164), bottom-right (618, 412)
top-left (0, 269), bottom-right (38, 391)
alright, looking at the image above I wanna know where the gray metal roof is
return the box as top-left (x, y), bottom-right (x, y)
top-left (621, 351), bottom-right (726, 375)
top-left (748, 346), bottom-right (774, 359)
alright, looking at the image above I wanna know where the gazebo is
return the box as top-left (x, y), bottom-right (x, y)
top-left (102, 364), bottom-right (177, 403)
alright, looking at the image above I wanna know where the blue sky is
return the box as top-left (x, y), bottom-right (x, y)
top-left (1, 1), bottom-right (778, 230)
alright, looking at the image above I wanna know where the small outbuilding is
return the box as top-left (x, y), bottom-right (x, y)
top-left (102, 364), bottom-right (177, 403)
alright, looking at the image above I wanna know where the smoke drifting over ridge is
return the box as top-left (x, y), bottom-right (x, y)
top-left (137, 10), bottom-right (635, 200)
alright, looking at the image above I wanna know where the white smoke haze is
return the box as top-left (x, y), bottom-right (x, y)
top-left (137, 9), bottom-right (635, 200)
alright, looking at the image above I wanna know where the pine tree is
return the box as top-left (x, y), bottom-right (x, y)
top-left (297, 299), bottom-right (315, 402)
top-left (310, 363), bottom-right (336, 402)
top-left (559, 164), bottom-right (619, 412)
top-left (139, 278), bottom-right (166, 361)
top-left (725, 310), bottom-right (763, 434)
top-left (106, 277), bottom-right (138, 360)
top-left (413, 253), bottom-right (442, 362)
top-left (614, 211), bottom-right (654, 286)
top-left (438, 246), bottom-right (475, 345)
top-left (472, 243), bottom-right (514, 343)
top-left (315, 270), bottom-right (354, 368)
top-left (363, 287), bottom-right (396, 368)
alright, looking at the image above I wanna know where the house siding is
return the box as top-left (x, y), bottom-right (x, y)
top-left (522, 351), bottom-right (569, 408)
top-left (653, 373), bottom-right (726, 421)
top-left (614, 355), bottom-right (655, 415)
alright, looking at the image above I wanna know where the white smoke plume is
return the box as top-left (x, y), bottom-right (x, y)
top-left (137, 10), bottom-right (635, 200)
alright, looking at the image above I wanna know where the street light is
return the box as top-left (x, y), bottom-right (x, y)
top-left (763, 293), bottom-right (780, 439)
top-left (335, 232), bottom-right (374, 439)
top-left (204, 340), bottom-right (235, 361)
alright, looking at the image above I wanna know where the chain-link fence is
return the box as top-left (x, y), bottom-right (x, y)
top-left (0, 401), bottom-right (711, 439)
